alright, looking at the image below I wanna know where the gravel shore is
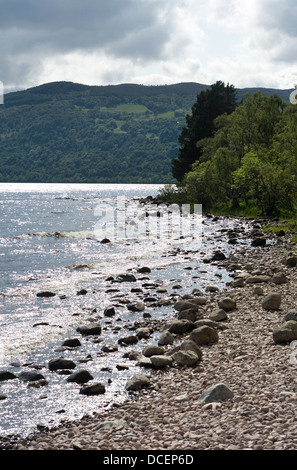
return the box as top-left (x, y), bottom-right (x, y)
top-left (5, 220), bottom-right (297, 451)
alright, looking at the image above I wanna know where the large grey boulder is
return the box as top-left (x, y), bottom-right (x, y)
top-left (137, 266), bottom-right (151, 273)
top-left (76, 323), bottom-right (101, 336)
top-left (206, 285), bottom-right (220, 293)
top-left (118, 335), bottom-right (138, 346)
top-left (285, 256), bottom-right (297, 267)
top-left (209, 309), bottom-right (227, 322)
top-left (284, 310), bottom-right (297, 322)
top-left (125, 374), bottom-right (151, 391)
top-left (194, 319), bottom-right (222, 329)
top-left (271, 272), bottom-right (288, 285)
top-left (142, 345), bottom-right (164, 357)
top-left (116, 274), bottom-right (137, 282)
top-left (231, 278), bottom-right (245, 288)
top-left (253, 286), bottom-right (264, 296)
top-left (127, 302), bottom-right (145, 312)
top-left (48, 357), bottom-right (76, 371)
top-left (179, 339), bottom-right (203, 359)
top-left (36, 291), bottom-right (56, 298)
top-left (66, 369), bottom-right (93, 384)
top-left (104, 307), bottom-right (116, 317)
top-left (191, 297), bottom-right (207, 306)
top-left (80, 382), bottom-right (106, 395)
top-left (101, 343), bottom-right (118, 353)
top-left (273, 321), bottom-right (297, 344)
top-left (246, 276), bottom-right (270, 284)
top-left (150, 355), bottom-right (173, 369)
top-left (189, 325), bottom-right (219, 345)
top-left (178, 308), bottom-right (202, 322)
top-left (136, 327), bottom-right (151, 339)
top-left (62, 338), bottom-right (81, 348)
top-left (137, 356), bottom-right (153, 368)
top-left (158, 330), bottom-right (174, 346)
top-left (218, 298), bottom-right (236, 311)
top-left (198, 383), bottom-right (234, 403)
top-left (262, 293), bottom-right (281, 310)
top-left (18, 371), bottom-right (45, 382)
top-left (211, 251), bottom-right (226, 261)
top-left (172, 350), bottom-right (200, 366)
top-left (174, 300), bottom-right (199, 312)
top-left (251, 237), bottom-right (266, 247)
top-left (0, 371), bottom-right (17, 382)
top-left (100, 238), bottom-right (111, 244)
top-left (163, 319), bottom-right (195, 334)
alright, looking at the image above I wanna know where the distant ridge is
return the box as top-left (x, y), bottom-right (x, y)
top-left (4, 80), bottom-right (294, 106)
top-left (0, 81), bottom-right (294, 184)
top-left (4, 81), bottom-right (209, 108)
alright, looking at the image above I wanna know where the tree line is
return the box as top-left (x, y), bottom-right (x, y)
top-left (170, 81), bottom-right (297, 216)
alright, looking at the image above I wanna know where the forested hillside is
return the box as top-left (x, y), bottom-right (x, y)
top-left (0, 81), bottom-right (293, 183)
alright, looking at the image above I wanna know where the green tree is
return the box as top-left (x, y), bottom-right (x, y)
top-left (230, 94), bottom-right (289, 214)
top-left (184, 92), bottom-right (289, 215)
top-left (172, 81), bottom-right (237, 182)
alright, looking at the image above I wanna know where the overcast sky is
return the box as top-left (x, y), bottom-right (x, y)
top-left (1, 0), bottom-right (296, 92)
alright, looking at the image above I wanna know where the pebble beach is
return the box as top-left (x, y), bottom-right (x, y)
top-left (3, 216), bottom-right (297, 451)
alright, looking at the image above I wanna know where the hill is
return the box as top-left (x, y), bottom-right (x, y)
top-left (0, 81), bottom-right (293, 183)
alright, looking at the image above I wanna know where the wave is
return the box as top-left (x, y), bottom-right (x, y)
top-left (14, 230), bottom-right (97, 240)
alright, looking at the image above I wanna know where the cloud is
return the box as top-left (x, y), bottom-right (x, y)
top-left (0, 0), bottom-right (297, 91)
top-left (252, 0), bottom-right (297, 35)
top-left (0, 0), bottom-right (180, 90)
top-left (0, 0), bottom-right (169, 53)
top-left (246, 0), bottom-right (297, 63)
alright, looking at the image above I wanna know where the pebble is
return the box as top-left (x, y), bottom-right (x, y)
top-left (7, 222), bottom-right (297, 451)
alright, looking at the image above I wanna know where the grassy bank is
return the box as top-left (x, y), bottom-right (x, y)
top-left (152, 185), bottom-right (297, 241)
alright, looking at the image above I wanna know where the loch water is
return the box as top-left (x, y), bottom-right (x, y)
top-left (0, 183), bottom-right (249, 439)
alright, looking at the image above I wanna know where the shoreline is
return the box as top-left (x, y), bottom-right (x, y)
top-left (3, 214), bottom-right (297, 450)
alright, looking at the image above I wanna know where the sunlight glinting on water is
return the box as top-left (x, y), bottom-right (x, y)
top-left (0, 183), bottom-right (244, 438)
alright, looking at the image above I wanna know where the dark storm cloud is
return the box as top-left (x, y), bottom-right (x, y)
top-left (1, 0), bottom-right (296, 91)
top-left (0, 0), bottom-right (174, 89)
top-left (0, 0), bottom-right (170, 55)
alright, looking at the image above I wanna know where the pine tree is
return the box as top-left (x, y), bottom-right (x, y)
top-left (172, 81), bottom-right (237, 182)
